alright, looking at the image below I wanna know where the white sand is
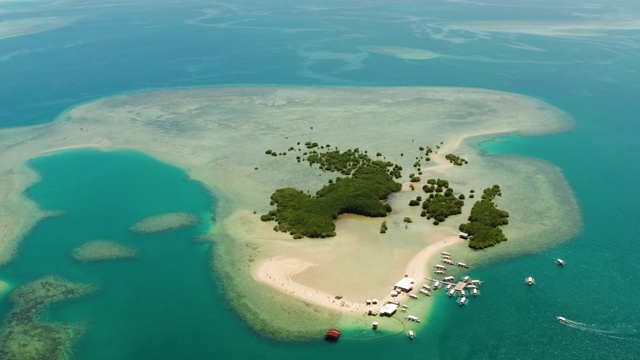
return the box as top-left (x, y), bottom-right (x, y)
top-left (255, 233), bottom-right (462, 312)
top-left (0, 86), bottom-right (581, 336)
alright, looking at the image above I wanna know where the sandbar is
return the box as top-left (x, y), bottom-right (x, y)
top-left (71, 240), bottom-right (137, 262)
top-left (130, 212), bottom-right (201, 234)
top-left (446, 15), bottom-right (640, 38)
top-left (0, 86), bottom-right (581, 338)
top-left (361, 46), bottom-right (440, 60)
top-left (0, 17), bottom-right (76, 40)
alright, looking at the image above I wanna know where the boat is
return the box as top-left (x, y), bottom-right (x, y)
top-left (433, 264), bottom-right (447, 270)
top-left (458, 296), bottom-right (468, 306)
top-left (448, 289), bottom-right (455, 297)
top-left (372, 322), bottom-right (379, 330)
top-left (441, 252), bottom-right (451, 256)
top-left (557, 316), bottom-right (568, 323)
top-left (409, 294), bottom-right (418, 300)
top-left (422, 284), bottom-right (431, 291)
top-left (462, 276), bottom-right (470, 282)
top-left (472, 288), bottom-right (479, 296)
top-left (435, 270), bottom-right (445, 275)
top-left (406, 315), bottom-right (420, 322)
top-left (556, 259), bottom-right (566, 266)
top-left (324, 328), bottom-right (341, 341)
top-left (442, 259), bottom-right (455, 265)
top-left (408, 330), bottom-right (415, 339)
top-left (446, 284), bottom-right (454, 290)
top-left (457, 262), bottom-right (469, 268)
top-left (525, 276), bottom-right (535, 286)
top-left (432, 281), bottom-right (440, 289)
top-left (419, 289), bottom-right (431, 296)
top-left (441, 254), bottom-right (452, 259)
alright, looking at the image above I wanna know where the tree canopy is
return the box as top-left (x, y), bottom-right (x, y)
top-left (459, 185), bottom-right (509, 249)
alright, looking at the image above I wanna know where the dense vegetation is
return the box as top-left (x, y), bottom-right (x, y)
top-left (445, 153), bottom-right (468, 166)
top-left (459, 185), bottom-right (510, 249)
top-left (262, 145), bottom-right (402, 239)
top-left (420, 179), bottom-right (464, 225)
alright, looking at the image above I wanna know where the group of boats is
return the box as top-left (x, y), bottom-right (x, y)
top-left (523, 259), bottom-right (570, 325)
top-left (525, 259), bottom-right (566, 286)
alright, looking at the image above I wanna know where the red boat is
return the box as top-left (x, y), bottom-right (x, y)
top-left (324, 328), bottom-right (341, 341)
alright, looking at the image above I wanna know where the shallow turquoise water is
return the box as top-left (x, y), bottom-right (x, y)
top-left (2, 0), bottom-right (640, 358)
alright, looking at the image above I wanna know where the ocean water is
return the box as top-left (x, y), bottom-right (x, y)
top-left (1, 0), bottom-right (640, 358)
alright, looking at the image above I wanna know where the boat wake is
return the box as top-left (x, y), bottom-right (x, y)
top-left (560, 319), bottom-right (639, 340)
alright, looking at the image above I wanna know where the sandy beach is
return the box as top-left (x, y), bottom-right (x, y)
top-left (0, 86), bottom-right (581, 337)
top-left (255, 233), bottom-right (463, 313)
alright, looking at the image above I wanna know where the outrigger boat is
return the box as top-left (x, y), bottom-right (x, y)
top-left (557, 316), bottom-right (568, 323)
top-left (556, 259), bottom-right (566, 266)
top-left (525, 276), bottom-right (535, 286)
top-left (458, 296), bottom-right (468, 306)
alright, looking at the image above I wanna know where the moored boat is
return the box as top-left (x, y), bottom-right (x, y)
top-left (324, 328), bottom-right (341, 341)
top-left (525, 276), bottom-right (535, 286)
top-left (408, 330), bottom-right (415, 339)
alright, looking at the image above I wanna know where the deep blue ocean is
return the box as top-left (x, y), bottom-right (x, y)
top-left (1, 0), bottom-right (640, 358)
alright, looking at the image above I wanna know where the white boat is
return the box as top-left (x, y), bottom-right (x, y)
top-left (433, 264), bottom-right (447, 270)
top-left (446, 284), bottom-right (454, 290)
top-left (422, 284), bottom-right (431, 290)
top-left (441, 254), bottom-right (452, 259)
top-left (408, 330), bottom-right (415, 339)
top-left (442, 259), bottom-right (455, 265)
top-left (457, 262), bottom-right (469, 268)
top-left (458, 296), bottom-right (468, 306)
top-left (419, 289), bottom-right (431, 296)
top-left (472, 288), bottom-right (479, 296)
top-left (556, 259), bottom-right (566, 266)
top-left (432, 281), bottom-right (440, 289)
top-left (435, 270), bottom-right (445, 275)
top-left (462, 276), bottom-right (470, 282)
top-left (409, 294), bottom-right (418, 300)
top-left (470, 279), bottom-right (482, 285)
top-left (466, 284), bottom-right (476, 289)
top-left (526, 276), bottom-right (535, 286)
top-left (372, 321), bottom-right (379, 329)
top-left (443, 276), bottom-right (455, 282)
top-left (441, 252), bottom-right (451, 256)
top-left (557, 316), bottom-right (568, 323)
top-left (406, 315), bottom-right (420, 322)
top-left (448, 289), bottom-right (455, 297)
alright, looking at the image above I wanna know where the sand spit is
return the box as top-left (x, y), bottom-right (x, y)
top-left (0, 280), bottom-right (8, 293)
top-left (71, 240), bottom-right (137, 262)
top-left (130, 212), bottom-right (201, 234)
top-left (0, 86), bottom-right (580, 339)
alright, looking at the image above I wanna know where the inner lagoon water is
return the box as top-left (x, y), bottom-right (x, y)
top-left (1, 0), bottom-right (640, 358)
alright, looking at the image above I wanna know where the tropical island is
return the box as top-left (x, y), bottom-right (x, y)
top-left (0, 86), bottom-right (581, 340)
